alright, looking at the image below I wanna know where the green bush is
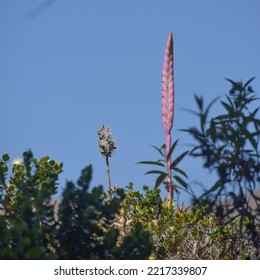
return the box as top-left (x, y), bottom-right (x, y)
top-left (0, 152), bottom-right (151, 259)
top-left (0, 151), bottom-right (61, 259)
top-left (0, 152), bottom-right (258, 259)
top-left (119, 184), bottom-right (257, 259)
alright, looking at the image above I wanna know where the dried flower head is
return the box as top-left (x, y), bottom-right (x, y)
top-left (97, 125), bottom-right (116, 157)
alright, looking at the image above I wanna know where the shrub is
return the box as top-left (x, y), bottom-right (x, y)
top-left (118, 184), bottom-right (258, 259)
top-left (182, 78), bottom-right (260, 254)
top-left (0, 151), bottom-right (151, 259)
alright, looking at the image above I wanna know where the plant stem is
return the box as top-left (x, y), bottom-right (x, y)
top-left (167, 177), bottom-right (173, 203)
top-left (106, 155), bottom-right (112, 199)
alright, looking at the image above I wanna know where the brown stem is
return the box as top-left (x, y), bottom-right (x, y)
top-left (106, 156), bottom-right (112, 199)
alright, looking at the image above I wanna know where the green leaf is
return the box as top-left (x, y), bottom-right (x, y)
top-left (250, 107), bottom-right (259, 119)
top-left (225, 78), bottom-right (236, 86)
top-left (172, 167), bottom-right (188, 178)
top-left (243, 77), bottom-right (255, 90)
top-left (166, 140), bottom-right (179, 162)
top-left (173, 175), bottom-right (188, 189)
top-left (221, 101), bottom-right (233, 114)
top-left (202, 96), bottom-right (220, 129)
top-left (171, 151), bottom-right (189, 169)
top-left (144, 170), bottom-right (166, 176)
top-left (137, 160), bottom-right (164, 167)
top-left (155, 173), bottom-right (167, 188)
top-left (208, 119), bottom-right (217, 143)
top-left (151, 145), bottom-right (165, 158)
top-left (194, 95), bottom-right (204, 111)
top-left (2, 154), bottom-right (10, 162)
top-left (206, 96), bottom-right (220, 113)
top-left (201, 179), bottom-right (222, 197)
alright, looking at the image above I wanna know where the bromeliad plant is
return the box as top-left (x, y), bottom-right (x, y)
top-left (139, 32), bottom-right (189, 203)
top-left (162, 32), bottom-right (175, 201)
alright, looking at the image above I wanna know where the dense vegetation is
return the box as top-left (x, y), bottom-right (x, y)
top-left (0, 79), bottom-right (259, 259)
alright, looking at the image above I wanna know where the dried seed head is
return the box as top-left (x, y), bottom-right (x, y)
top-left (97, 125), bottom-right (116, 157)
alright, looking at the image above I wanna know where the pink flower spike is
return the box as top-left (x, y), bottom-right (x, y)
top-left (162, 32), bottom-right (174, 138)
top-left (162, 32), bottom-right (174, 202)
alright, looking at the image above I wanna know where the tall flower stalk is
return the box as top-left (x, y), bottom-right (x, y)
top-left (139, 33), bottom-right (188, 204)
top-left (97, 125), bottom-right (116, 199)
top-left (162, 32), bottom-right (174, 202)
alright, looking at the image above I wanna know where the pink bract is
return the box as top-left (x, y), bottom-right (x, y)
top-left (162, 32), bottom-right (174, 139)
top-left (162, 32), bottom-right (174, 201)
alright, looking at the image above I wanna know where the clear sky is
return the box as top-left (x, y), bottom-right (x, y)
top-left (1, 0), bottom-right (260, 204)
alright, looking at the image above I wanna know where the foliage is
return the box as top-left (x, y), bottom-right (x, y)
top-left (1, 79), bottom-right (259, 260)
top-left (138, 141), bottom-right (189, 200)
top-left (0, 151), bottom-right (62, 259)
top-left (118, 183), bottom-right (258, 259)
top-left (1, 150), bottom-right (256, 260)
top-left (182, 78), bottom-right (260, 251)
top-left (56, 165), bottom-right (151, 260)
top-left (0, 151), bottom-right (151, 259)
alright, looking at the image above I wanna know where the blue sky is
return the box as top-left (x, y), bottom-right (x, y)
top-left (1, 0), bottom-right (260, 203)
